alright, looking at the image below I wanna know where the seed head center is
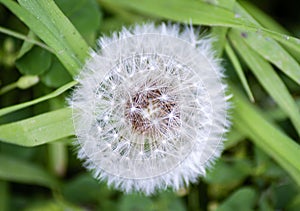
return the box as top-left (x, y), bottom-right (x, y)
top-left (125, 87), bottom-right (180, 136)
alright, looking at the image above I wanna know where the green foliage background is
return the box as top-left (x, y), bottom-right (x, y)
top-left (0, 0), bottom-right (299, 210)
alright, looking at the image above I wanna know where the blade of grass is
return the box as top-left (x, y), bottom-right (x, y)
top-left (0, 107), bottom-right (74, 146)
top-left (0, 80), bottom-right (77, 117)
top-left (17, 0), bottom-right (89, 66)
top-left (210, 0), bottom-right (236, 57)
top-left (100, 0), bottom-right (258, 28)
top-left (101, 0), bottom-right (300, 55)
top-left (0, 154), bottom-right (59, 188)
top-left (232, 3), bottom-right (300, 85)
top-left (231, 85), bottom-right (300, 186)
top-left (0, 0), bottom-right (89, 76)
top-left (265, 98), bottom-right (300, 121)
top-left (229, 30), bottom-right (300, 136)
top-left (238, 0), bottom-right (289, 34)
top-left (241, 31), bottom-right (300, 85)
top-left (225, 43), bottom-right (254, 102)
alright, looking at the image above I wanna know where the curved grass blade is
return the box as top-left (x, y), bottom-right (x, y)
top-left (101, 0), bottom-right (300, 55)
top-left (0, 81), bottom-right (77, 117)
top-left (233, 3), bottom-right (300, 85)
top-left (225, 43), bottom-right (254, 102)
top-left (0, 0), bottom-right (89, 76)
top-left (231, 85), bottom-right (300, 186)
top-left (240, 32), bottom-right (300, 85)
top-left (229, 30), bottom-right (300, 136)
top-left (0, 108), bottom-right (74, 147)
top-left (238, 0), bottom-right (289, 34)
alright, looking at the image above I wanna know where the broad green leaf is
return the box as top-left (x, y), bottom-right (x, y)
top-left (0, 0), bottom-right (89, 76)
top-left (216, 187), bottom-right (257, 211)
top-left (102, 0), bottom-right (300, 55)
top-left (154, 192), bottom-right (185, 211)
top-left (231, 85), bottom-right (300, 186)
top-left (0, 80), bottom-right (77, 117)
top-left (63, 174), bottom-right (111, 204)
top-left (0, 154), bottom-right (59, 188)
top-left (205, 159), bottom-right (252, 185)
top-left (16, 46), bottom-right (52, 75)
top-left (0, 107), bottom-right (74, 146)
top-left (119, 194), bottom-right (153, 211)
top-left (229, 30), bottom-right (300, 136)
top-left (41, 56), bottom-right (72, 88)
top-left (225, 43), bottom-right (254, 101)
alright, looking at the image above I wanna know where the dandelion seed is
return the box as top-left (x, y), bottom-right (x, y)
top-left (70, 23), bottom-right (230, 195)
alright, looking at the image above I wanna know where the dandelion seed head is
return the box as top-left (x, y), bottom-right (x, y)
top-left (70, 22), bottom-right (230, 195)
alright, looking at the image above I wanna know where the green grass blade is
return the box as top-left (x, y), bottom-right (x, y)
top-left (232, 3), bottom-right (300, 85)
top-left (101, 0), bottom-right (256, 28)
top-left (0, 0), bottom-right (89, 76)
top-left (238, 0), bottom-right (289, 34)
top-left (0, 154), bottom-right (59, 188)
top-left (211, 27), bottom-right (228, 57)
top-left (18, 0), bottom-right (89, 65)
top-left (0, 80), bottom-right (77, 117)
top-left (225, 43), bottom-right (254, 102)
top-left (102, 0), bottom-right (300, 55)
top-left (229, 30), bottom-right (300, 136)
top-left (0, 108), bottom-right (74, 146)
top-left (241, 32), bottom-right (300, 85)
top-left (231, 85), bottom-right (300, 186)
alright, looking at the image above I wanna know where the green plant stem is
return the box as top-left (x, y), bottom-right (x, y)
top-left (0, 26), bottom-right (54, 53)
top-left (0, 82), bottom-right (17, 95)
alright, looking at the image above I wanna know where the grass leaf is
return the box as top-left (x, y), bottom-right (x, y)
top-left (233, 3), bottom-right (300, 85)
top-left (231, 85), bottom-right (300, 186)
top-left (225, 43), bottom-right (254, 101)
top-left (0, 108), bottom-right (74, 146)
top-left (101, 0), bottom-right (300, 55)
top-left (229, 30), bottom-right (300, 136)
top-left (0, 0), bottom-right (89, 76)
top-left (0, 81), bottom-right (77, 117)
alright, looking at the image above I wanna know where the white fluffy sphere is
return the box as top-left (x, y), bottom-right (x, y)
top-left (70, 23), bottom-right (230, 195)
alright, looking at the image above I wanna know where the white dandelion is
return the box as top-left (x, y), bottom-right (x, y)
top-left (70, 23), bottom-right (230, 195)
